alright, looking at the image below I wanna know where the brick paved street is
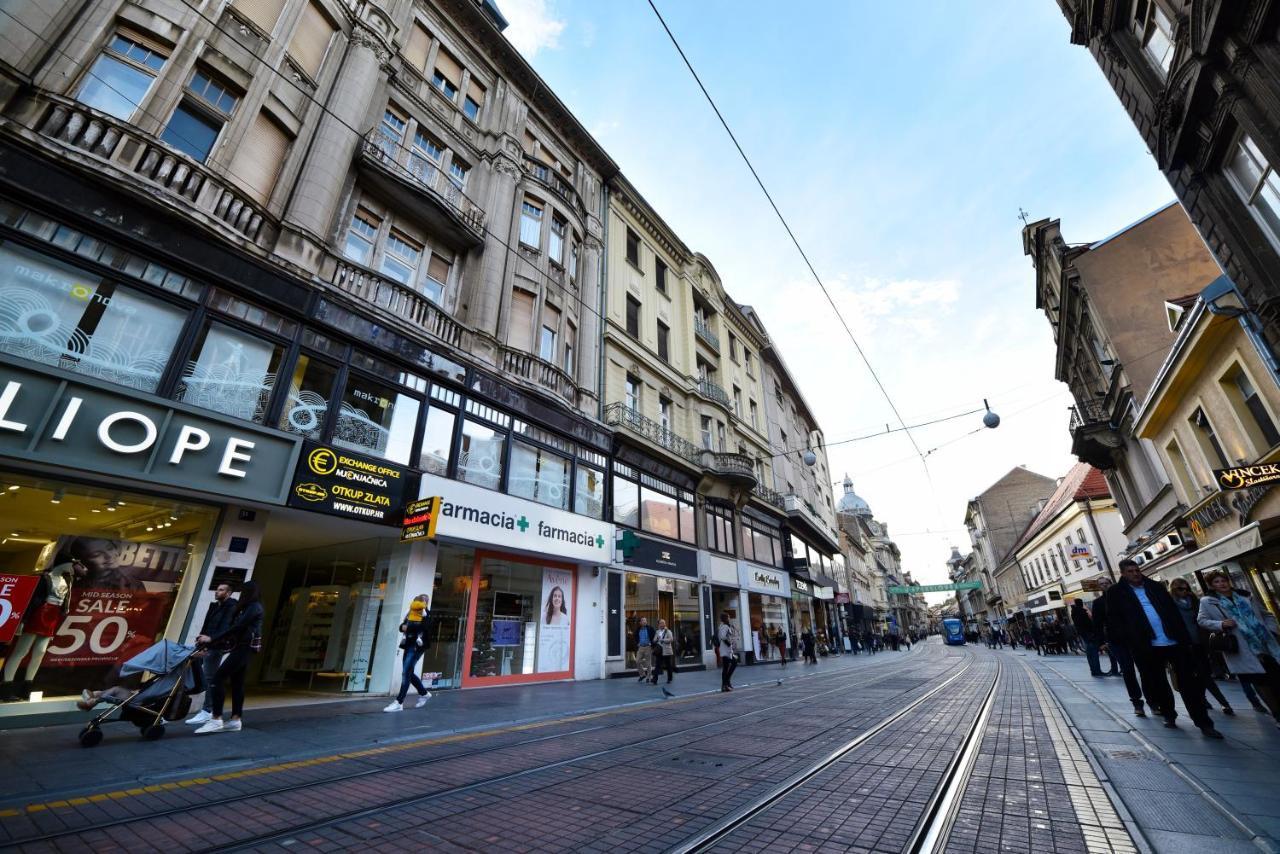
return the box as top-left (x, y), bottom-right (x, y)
top-left (1, 642), bottom-right (1276, 852)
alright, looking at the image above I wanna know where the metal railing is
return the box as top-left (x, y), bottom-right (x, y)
top-left (363, 130), bottom-right (485, 235)
top-left (320, 253), bottom-right (471, 350)
top-left (704, 451), bottom-right (756, 481)
top-left (604, 403), bottom-right (702, 463)
top-left (499, 345), bottom-right (578, 406)
top-left (694, 316), bottom-right (719, 350)
top-left (522, 154), bottom-right (584, 216)
top-left (752, 483), bottom-right (785, 509)
top-left (1068, 398), bottom-right (1112, 433)
top-left (697, 376), bottom-right (731, 407)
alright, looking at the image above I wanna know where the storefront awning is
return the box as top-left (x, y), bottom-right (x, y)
top-left (1150, 522), bottom-right (1262, 579)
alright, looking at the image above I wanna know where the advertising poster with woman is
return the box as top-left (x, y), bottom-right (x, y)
top-left (537, 568), bottom-right (573, 673)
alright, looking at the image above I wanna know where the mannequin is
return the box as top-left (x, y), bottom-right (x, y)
top-left (1, 559), bottom-right (86, 700)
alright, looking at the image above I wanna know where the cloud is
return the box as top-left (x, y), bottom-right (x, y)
top-left (501, 0), bottom-right (566, 60)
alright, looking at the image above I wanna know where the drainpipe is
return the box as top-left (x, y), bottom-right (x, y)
top-left (1083, 501), bottom-right (1116, 581)
top-left (597, 181), bottom-right (609, 422)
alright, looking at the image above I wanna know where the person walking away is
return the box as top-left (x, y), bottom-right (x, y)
top-left (718, 614), bottom-right (739, 692)
top-left (186, 583), bottom-right (237, 725)
top-left (634, 617), bottom-right (655, 683)
top-left (801, 628), bottom-right (817, 664)
top-left (1198, 570), bottom-right (1280, 727)
top-left (1106, 559), bottom-right (1221, 737)
top-left (774, 626), bottom-right (788, 665)
top-left (194, 581), bottom-right (264, 734)
top-left (652, 619), bottom-right (676, 684)
top-left (1030, 623), bottom-right (1045, 656)
top-left (1072, 599), bottom-right (1105, 678)
top-left (384, 595), bottom-right (432, 712)
top-left (1168, 579), bottom-right (1234, 716)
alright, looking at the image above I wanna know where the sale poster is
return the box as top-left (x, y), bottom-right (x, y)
top-left (536, 568), bottom-right (573, 673)
top-left (0, 574), bottom-right (40, 644)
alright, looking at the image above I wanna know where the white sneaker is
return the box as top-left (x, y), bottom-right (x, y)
top-left (194, 719), bottom-right (225, 734)
top-left (223, 719), bottom-right (241, 732)
top-left (186, 710), bottom-right (213, 725)
top-left (415, 694), bottom-right (430, 708)
top-left (383, 701), bottom-right (403, 713)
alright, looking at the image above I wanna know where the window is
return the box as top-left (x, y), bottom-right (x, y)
top-left (520, 199), bottom-right (543, 249)
top-left (380, 231), bottom-right (422, 285)
top-left (405, 22), bottom-right (431, 71)
top-left (624, 374), bottom-right (640, 411)
top-left (343, 210), bottom-right (378, 264)
top-left (509, 288), bottom-right (536, 351)
top-left (1223, 364), bottom-right (1280, 451)
top-left (432, 49), bottom-right (463, 100)
top-left (717, 420), bottom-right (726, 451)
top-left (406, 127), bottom-right (444, 182)
top-left (539, 304), bottom-right (559, 362)
top-left (749, 400), bottom-right (759, 429)
top-left (742, 516), bottom-right (783, 568)
top-left (1130, 0), bottom-right (1174, 75)
top-left (745, 350), bottom-right (754, 376)
top-left (233, 0), bottom-right (287, 33)
top-left (278, 353), bottom-right (338, 439)
top-left (569, 240), bottom-right (579, 284)
top-left (229, 110), bottom-right (291, 204)
top-left (0, 242), bottom-right (187, 393)
top-left (418, 404), bottom-right (456, 475)
top-left (732, 385), bottom-right (742, 417)
top-left (625, 294), bottom-right (641, 338)
top-left (77, 32), bottom-right (167, 121)
top-left (549, 215), bottom-right (567, 267)
top-left (1225, 133), bottom-right (1280, 249)
top-left (458, 418), bottom-right (505, 489)
top-left (575, 462), bottom-right (604, 518)
top-left (178, 321), bottom-right (285, 423)
top-left (1165, 437), bottom-right (1199, 500)
top-left (613, 463), bottom-right (695, 544)
top-left (509, 441), bottom-right (570, 510)
top-left (448, 158), bottom-right (469, 189)
top-left (659, 396), bottom-right (673, 433)
top-left (423, 253), bottom-right (450, 304)
top-left (1190, 407), bottom-right (1230, 469)
top-left (463, 78), bottom-right (486, 122)
top-left (700, 416), bottom-right (713, 450)
top-left (161, 70), bottom-right (238, 162)
top-left (655, 259), bottom-right (667, 293)
top-left (657, 320), bottom-right (670, 362)
top-left (729, 333), bottom-right (738, 361)
top-left (564, 322), bottom-right (576, 376)
top-left (288, 1), bottom-right (337, 79)
top-left (706, 503), bottom-right (734, 555)
top-left (332, 373), bottom-right (421, 463)
top-left (626, 228), bottom-right (641, 268)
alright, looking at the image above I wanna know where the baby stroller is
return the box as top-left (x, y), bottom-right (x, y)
top-left (78, 640), bottom-right (203, 747)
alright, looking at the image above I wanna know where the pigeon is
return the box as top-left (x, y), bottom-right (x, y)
top-left (662, 687), bottom-right (674, 698)
top-left (777, 680), bottom-right (783, 686)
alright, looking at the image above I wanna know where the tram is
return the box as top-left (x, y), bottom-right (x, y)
top-left (941, 617), bottom-right (965, 645)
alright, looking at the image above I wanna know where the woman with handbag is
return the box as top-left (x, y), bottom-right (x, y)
top-left (1169, 578), bottom-right (1234, 715)
top-left (1197, 570), bottom-right (1280, 725)
top-left (718, 613), bottom-right (739, 692)
top-left (385, 595), bottom-right (432, 712)
top-left (195, 581), bottom-right (264, 734)
top-left (651, 619), bottom-right (675, 685)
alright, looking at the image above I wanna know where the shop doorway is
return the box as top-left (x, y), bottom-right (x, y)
top-left (625, 574), bottom-right (703, 669)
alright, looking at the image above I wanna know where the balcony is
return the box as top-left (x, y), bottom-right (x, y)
top-left (358, 130), bottom-right (485, 246)
top-left (752, 483), bottom-right (785, 510)
top-left (499, 345), bottom-right (578, 407)
top-left (1068, 399), bottom-right (1121, 470)
top-left (701, 451), bottom-right (758, 490)
top-left (318, 252), bottom-right (472, 351)
top-left (694, 316), bottom-right (719, 351)
top-left (784, 492), bottom-right (841, 554)
top-left (522, 155), bottom-right (585, 218)
top-left (14, 93), bottom-right (275, 247)
top-left (697, 376), bottom-right (732, 408)
top-left (604, 403), bottom-right (702, 464)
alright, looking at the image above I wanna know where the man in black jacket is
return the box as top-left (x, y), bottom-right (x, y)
top-left (1105, 560), bottom-right (1222, 737)
top-left (186, 583), bottom-right (237, 726)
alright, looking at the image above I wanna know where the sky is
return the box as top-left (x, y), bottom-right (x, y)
top-left (500, 0), bottom-right (1176, 600)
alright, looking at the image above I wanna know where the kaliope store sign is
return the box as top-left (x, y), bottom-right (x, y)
top-left (419, 473), bottom-right (612, 563)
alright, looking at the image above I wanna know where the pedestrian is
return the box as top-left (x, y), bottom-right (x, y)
top-left (382, 595), bottom-right (433, 712)
top-left (1197, 570), bottom-right (1280, 726)
top-left (194, 581), bottom-right (264, 735)
top-left (1106, 559), bottom-right (1222, 738)
top-left (186, 582), bottom-right (237, 726)
top-left (718, 614), bottom-right (739, 692)
top-left (801, 628), bottom-right (817, 664)
top-left (1030, 622), bottom-right (1045, 656)
top-left (1168, 578), bottom-right (1234, 716)
top-left (1071, 599), bottom-right (1105, 677)
top-left (774, 626), bottom-right (788, 665)
top-left (633, 616), bottom-right (654, 683)
top-left (652, 619), bottom-right (675, 684)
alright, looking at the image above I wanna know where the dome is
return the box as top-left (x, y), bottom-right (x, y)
top-left (836, 475), bottom-right (872, 517)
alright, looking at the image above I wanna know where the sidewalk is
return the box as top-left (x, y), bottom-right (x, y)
top-left (1020, 647), bottom-right (1280, 853)
top-left (0, 647), bottom-right (909, 809)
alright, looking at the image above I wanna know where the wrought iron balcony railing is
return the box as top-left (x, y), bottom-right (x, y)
top-left (697, 376), bottom-right (731, 407)
top-left (499, 345), bottom-right (578, 406)
top-left (363, 130), bottom-right (485, 236)
top-left (604, 403), bottom-right (702, 463)
top-left (694, 316), bottom-right (719, 350)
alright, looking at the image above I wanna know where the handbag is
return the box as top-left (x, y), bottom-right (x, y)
top-left (1206, 599), bottom-right (1239, 654)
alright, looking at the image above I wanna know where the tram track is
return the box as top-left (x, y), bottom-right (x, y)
top-left (5, 648), bottom-right (954, 852)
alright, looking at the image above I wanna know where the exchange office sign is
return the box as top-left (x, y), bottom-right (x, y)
top-left (288, 442), bottom-right (415, 525)
top-left (419, 473), bottom-right (613, 564)
top-left (1216, 464), bottom-right (1280, 490)
top-left (0, 361), bottom-right (299, 503)
top-left (620, 533), bottom-right (698, 579)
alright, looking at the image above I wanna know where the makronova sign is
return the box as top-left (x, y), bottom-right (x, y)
top-left (418, 473), bottom-right (613, 564)
top-left (0, 361), bottom-right (300, 503)
top-left (738, 561), bottom-right (791, 598)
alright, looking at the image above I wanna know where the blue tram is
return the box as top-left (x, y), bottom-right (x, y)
top-left (941, 617), bottom-right (965, 645)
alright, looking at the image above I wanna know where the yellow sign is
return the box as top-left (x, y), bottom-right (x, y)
top-left (293, 482), bottom-right (327, 502)
top-left (1215, 463), bottom-right (1280, 490)
top-left (401, 496), bottom-right (442, 543)
top-left (307, 447), bottom-right (338, 476)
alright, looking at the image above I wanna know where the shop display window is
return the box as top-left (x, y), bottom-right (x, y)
top-left (419, 404), bottom-right (457, 476)
top-left (574, 464), bottom-right (604, 519)
top-left (458, 418), bottom-right (505, 489)
top-left (509, 440), bottom-right (570, 510)
top-left (748, 593), bottom-right (789, 660)
top-left (0, 471), bottom-right (217, 706)
top-left (0, 242), bottom-right (188, 393)
top-left (420, 545), bottom-right (474, 689)
top-left (178, 320), bottom-right (285, 423)
top-left (333, 373), bottom-right (421, 465)
top-left (623, 573), bottom-right (702, 668)
top-left (467, 555), bottom-right (573, 681)
top-left (278, 354), bottom-right (338, 439)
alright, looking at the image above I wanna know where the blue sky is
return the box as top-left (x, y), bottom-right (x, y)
top-left (502, 0), bottom-right (1178, 593)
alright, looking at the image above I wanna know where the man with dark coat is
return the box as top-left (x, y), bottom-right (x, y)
top-left (1104, 559), bottom-right (1222, 737)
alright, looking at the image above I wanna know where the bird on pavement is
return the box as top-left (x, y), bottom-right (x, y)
top-left (662, 687), bottom-right (674, 698)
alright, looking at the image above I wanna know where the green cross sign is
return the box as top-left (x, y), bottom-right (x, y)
top-left (516, 515), bottom-right (529, 532)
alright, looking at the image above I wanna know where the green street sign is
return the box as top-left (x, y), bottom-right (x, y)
top-left (887, 582), bottom-right (982, 594)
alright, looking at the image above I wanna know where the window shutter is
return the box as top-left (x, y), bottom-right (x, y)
top-left (232, 0), bottom-right (286, 34)
top-left (542, 303), bottom-right (561, 333)
top-left (427, 253), bottom-right (451, 284)
top-left (289, 1), bottom-right (336, 79)
top-left (434, 48), bottom-right (462, 88)
top-left (466, 77), bottom-right (486, 105)
top-left (510, 289), bottom-right (535, 351)
top-left (231, 110), bottom-right (291, 204)
top-left (405, 23), bottom-right (431, 72)
top-left (522, 130), bottom-right (536, 155)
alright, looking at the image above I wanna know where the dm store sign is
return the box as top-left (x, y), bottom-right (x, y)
top-left (287, 442), bottom-right (415, 525)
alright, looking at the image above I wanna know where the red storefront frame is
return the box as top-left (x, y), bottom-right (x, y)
top-left (460, 549), bottom-right (577, 688)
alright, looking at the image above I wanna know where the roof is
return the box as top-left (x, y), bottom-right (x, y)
top-left (1008, 462), bottom-right (1111, 558)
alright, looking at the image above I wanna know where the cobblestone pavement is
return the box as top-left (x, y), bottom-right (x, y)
top-left (4, 643), bottom-right (1272, 852)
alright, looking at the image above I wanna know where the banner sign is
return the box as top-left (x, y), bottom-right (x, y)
top-left (288, 442), bottom-right (415, 525)
top-left (737, 562), bottom-right (792, 598)
top-left (887, 581), bottom-right (981, 594)
top-left (620, 534), bottom-right (698, 579)
top-left (1069, 544), bottom-right (1092, 561)
top-left (401, 497), bottom-right (442, 543)
top-left (1216, 464), bottom-right (1280, 490)
top-left (0, 574), bottom-right (40, 643)
top-left (537, 568), bottom-right (573, 673)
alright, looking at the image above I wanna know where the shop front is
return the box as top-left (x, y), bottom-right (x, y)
top-left (790, 576), bottom-right (816, 655)
top-left (612, 533), bottom-right (703, 675)
top-left (738, 561), bottom-right (790, 665)
top-left (410, 473), bottom-right (612, 689)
